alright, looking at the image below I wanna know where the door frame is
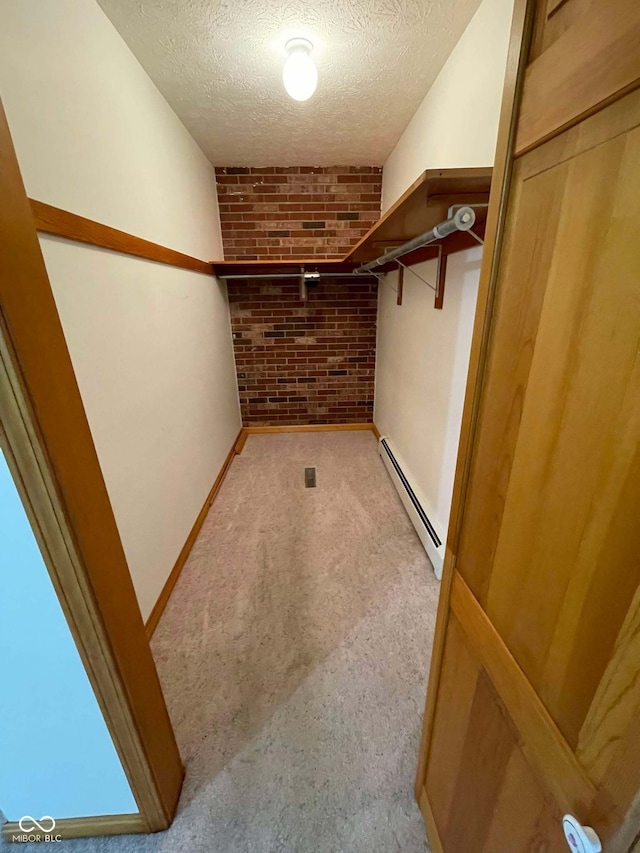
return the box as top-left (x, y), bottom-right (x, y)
top-left (0, 101), bottom-right (183, 837)
top-left (414, 0), bottom-right (536, 839)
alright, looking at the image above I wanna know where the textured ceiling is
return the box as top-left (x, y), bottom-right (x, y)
top-left (97, 0), bottom-right (482, 165)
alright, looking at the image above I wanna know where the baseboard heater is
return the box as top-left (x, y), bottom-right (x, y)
top-left (378, 436), bottom-right (444, 580)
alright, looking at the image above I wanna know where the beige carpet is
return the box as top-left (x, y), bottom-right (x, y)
top-left (12, 431), bottom-right (439, 851)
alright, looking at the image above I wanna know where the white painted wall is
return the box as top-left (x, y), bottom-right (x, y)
top-left (375, 0), bottom-right (514, 542)
top-left (0, 0), bottom-right (241, 620)
top-left (375, 251), bottom-right (482, 536)
top-left (0, 450), bottom-right (138, 821)
top-left (40, 240), bottom-right (240, 621)
top-left (381, 0), bottom-right (515, 213)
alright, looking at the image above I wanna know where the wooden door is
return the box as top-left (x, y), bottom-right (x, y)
top-left (416, 1), bottom-right (640, 851)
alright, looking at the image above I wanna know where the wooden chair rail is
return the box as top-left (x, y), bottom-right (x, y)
top-left (30, 199), bottom-right (214, 275)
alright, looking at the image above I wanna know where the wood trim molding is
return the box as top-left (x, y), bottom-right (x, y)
top-left (145, 428), bottom-right (243, 639)
top-left (234, 428), bottom-right (249, 454)
top-left (451, 571), bottom-right (596, 815)
top-left (30, 199), bottom-right (214, 275)
top-left (0, 100), bottom-right (183, 832)
top-left (242, 423), bottom-right (375, 435)
top-left (371, 423), bottom-right (381, 440)
top-left (414, 0), bottom-right (536, 803)
top-left (2, 814), bottom-right (146, 843)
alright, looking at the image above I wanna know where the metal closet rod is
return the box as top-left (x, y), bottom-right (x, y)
top-left (353, 205), bottom-right (476, 275)
top-left (219, 272), bottom-right (366, 280)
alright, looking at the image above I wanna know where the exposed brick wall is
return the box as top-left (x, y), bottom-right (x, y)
top-left (229, 277), bottom-right (376, 425)
top-left (216, 166), bottom-right (382, 260)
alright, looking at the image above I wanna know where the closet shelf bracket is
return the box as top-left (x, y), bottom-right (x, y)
top-left (355, 207), bottom-right (476, 310)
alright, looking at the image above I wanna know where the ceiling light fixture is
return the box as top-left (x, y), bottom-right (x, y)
top-left (282, 38), bottom-right (317, 102)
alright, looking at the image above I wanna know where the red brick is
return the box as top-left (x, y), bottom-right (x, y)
top-left (227, 277), bottom-right (377, 426)
top-left (216, 165), bottom-right (381, 262)
top-left (229, 350), bottom-right (373, 430)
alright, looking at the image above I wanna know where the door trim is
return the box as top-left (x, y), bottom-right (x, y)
top-left (0, 100), bottom-right (183, 833)
top-left (415, 0), bottom-right (536, 808)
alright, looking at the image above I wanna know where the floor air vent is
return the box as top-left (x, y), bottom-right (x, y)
top-left (378, 437), bottom-right (444, 580)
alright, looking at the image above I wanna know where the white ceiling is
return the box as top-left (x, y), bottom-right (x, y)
top-left (98, 0), bottom-right (481, 166)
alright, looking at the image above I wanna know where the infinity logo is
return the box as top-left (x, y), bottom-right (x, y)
top-left (18, 816), bottom-right (56, 833)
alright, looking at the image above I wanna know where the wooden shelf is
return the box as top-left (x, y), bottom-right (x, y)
top-left (344, 167), bottom-right (493, 263)
top-left (210, 258), bottom-right (360, 277)
top-left (211, 167), bottom-right (493, 276)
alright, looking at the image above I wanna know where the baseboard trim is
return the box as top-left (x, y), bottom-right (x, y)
top-left (242, 423), bottom-right (374, 435)
top-left (145, 428), bottom-right (242, 639)
top-left (371, 422), bottom-right (381, 440)
top-left (417, 786), bottom-right (444, 853)
top-left (2, 813), bottom-right (147, 842)
top-left (234, 428), bottom-right (249, 454)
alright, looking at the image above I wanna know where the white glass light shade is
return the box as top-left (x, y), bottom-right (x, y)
top-left (283, 38), bottom-right (317, 102)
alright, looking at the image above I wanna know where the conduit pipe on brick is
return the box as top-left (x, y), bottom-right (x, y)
top-left (218, 272), bottom-right (365, 280)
